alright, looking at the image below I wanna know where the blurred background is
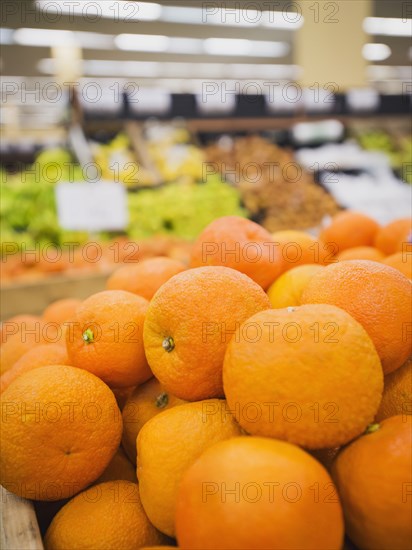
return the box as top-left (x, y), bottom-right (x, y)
top-left (1, 0), bottom-right (411, 315)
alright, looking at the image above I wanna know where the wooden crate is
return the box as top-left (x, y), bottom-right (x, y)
top-left (0, 272), bottom-right (111, 322)
top-left (1, 487), bottom-right (44, 550)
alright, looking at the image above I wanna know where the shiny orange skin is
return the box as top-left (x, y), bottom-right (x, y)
top-left (0, 314), bottom-right (42, 345)
top-left (272, 230), bottom-right (334, 275)
top-left (176, 436), bottom-right (344, 550)
top-left (137, 399), bottom-right (242, 538)
top-left (223, 304), bottom-right (383, 449)
top-left (143, 266), bottom-right (271, 401)
top-left (375, 358), bottom-right (412, 422)
top-left (0, 317), bottom-right (50, 375)
top-left (374, 217), bottom-right (412, 254)
top-left (301, 260), bottom-right (412, 373)
top-left (44, 481), bottom-right (170, 549)
top-left (122, 377), bottom-right (186, 464)
top-left (0, 365), bottom-right (122, 500)
top-left (106, 257), bottom-right (186, 300)
top-left (382, 252), bottom-right (412, 280)
top-left (66, 290), bottom-right (152, 388)
top-left (190, 216), bottom-right (283, 290)
top-left (332, 416), bottom-right (412, 550)
top-left (337, 246), bottom-right (385, 262)
top-left (43, 298), bottom-right (82, 325)
top-left (0, 344), bottom-right (69, 394)
top-left (319, 211), bottom-right (380, 253)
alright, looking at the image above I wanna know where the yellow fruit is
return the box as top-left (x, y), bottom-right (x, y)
top-left (267, 264), bottom-right (324, 308)
top-left (137, 399), bottom-right (242, 537)
top-left (122, 377), bottom-right (186, 464)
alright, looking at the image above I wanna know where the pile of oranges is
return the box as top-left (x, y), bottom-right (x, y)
top-left (1, 211), bottom-right (411, 550)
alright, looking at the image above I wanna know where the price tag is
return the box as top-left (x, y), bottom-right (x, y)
top-left (55, 182), bottom-right (128, 231)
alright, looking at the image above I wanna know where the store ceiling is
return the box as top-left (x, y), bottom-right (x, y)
top-left (0, 0), bottom-right (410, 86)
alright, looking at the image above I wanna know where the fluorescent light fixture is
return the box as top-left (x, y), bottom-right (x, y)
top-left (204, 38), bottom-right (254, 56)
top-left (363, 17), bottom-right (412, 37)
top-left (73, 31), bottom-right (115, 50)
top-left (35, 1), bottom-right (162, 21)
top-left (248, 40), bottom-right (290, 57)
top-left (168, 37), bottom-right (204, 55)
top-left (261, 12), bottom-right (304, 30)
top-left (159, 4), bottom-right (302, 29)
top-left (367, 65), bottom-right (412, 79)
top-left (13, 28), bottom-right (114, 49)
top-left (14, 28), bottom-right (76, 47)
top-left (204, 38), bottom-right (289, 57)
top-left (115, 34), bottom-right (288, 57)
top-left (115, 34), bottom-right (169, 52)
top-left (203, 38), bottom-right (289, 57)
top-left (362, 43), bottom-right (391, 61)
top-left (0, 28), bottom-right (14, 45)
top-left (38, 58), bottom-right (301, 80)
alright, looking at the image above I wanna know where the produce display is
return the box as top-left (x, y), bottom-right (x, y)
top-left (356, 130), bottom-right (412, 183)
top-left (205, 135), bottom-right (341, 232)
top-left (1, 213), bottom-right (411, 550)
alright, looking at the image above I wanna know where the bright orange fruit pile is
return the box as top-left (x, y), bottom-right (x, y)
top-left (0, 212), bottom-right (411, 550)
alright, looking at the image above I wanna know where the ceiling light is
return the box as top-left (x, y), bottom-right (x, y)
top-left (160, 5), bottom-right (302, 29)
top-left (204, 38), bottom-right (253, 56)
top-left (203, 38), bottom-right (289, 57)
top-left (0, 28), bottom-right (14, 45)
top-left (363, 17), bottom-right (412, 37)
top-left (14, 28), bottom-right (77, 47)
top-left (35, 1), bottom-right (162, 21)
top-left (115, 34), bottom-right (169, 52)
top-left (13, 28), bottom-right (114, 49)
top-left (38, 58), bottom-right (301, 80)
top-left (362, 43), bottom-right (392, 61)
top-left (168, 38), bottom-right (204, 55)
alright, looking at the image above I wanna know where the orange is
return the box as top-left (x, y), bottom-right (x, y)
top-left (0, 343), bottom-right (69, 394)
top-left (0, 314), bottom-right (42, 345)
top-left (137, 399), bottom-right (242, 537)
top-left (0, 365), bottom-right (122, 500)
top-left (223, 304), bottom-right (383, 449)
top-left (175, 436), bottom-right (344, 550)
top-left (0, 317), bottom-right (50, 375)
top-left (332, 415), bottom-right (412, 550)
top-left (382, 252), bottom-right (412, 279)
top-left (0, 323), bottom-right (50, 375)
top-left (43, 298), bottom-right (82, 325)
top-left (301, 259), bottom-right (412, 373)
top-left (272, 230), bottom-right (334, 275)
top-left (95, 445), bottom-right (137, 484)
top-left (319, 211), bottom-right (380, 252)
top-left (190, 216), bottom-right (283, 290)
top-left (106, 257), bottom-right (186, 300)
top-left (143, 266), bottom-right (271, 400)
top-left (336, 246), bottom-right (385, 262)
top-left (374, 217), bottom-right (412, 254)
top-left (44, 481), bottom-right (170, 549)
top-left (122, 377), bottom-right (186, 464)
top-left (267, 264), bottom-right (324, 308)
top-left (66, 290), bottom-right (152, 388)
top-left (375, 358), bottom-right (412, 422)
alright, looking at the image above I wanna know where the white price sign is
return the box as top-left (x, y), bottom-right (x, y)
top-left (56, 182), bottom-right (128, 232)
